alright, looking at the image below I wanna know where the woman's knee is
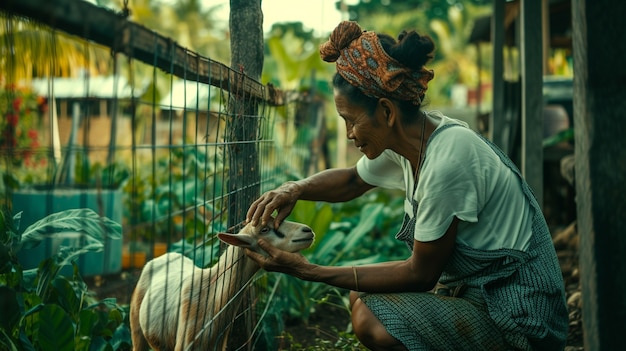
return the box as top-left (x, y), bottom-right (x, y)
top-left (351, 297), bottom-right (407, 351)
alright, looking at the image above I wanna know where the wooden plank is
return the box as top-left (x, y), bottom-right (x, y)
top-left (0, 0), bottom-right (287, 106)
top-left (520, 0), bottom-right (544, 207)
top-left (572, 0), bottom-right (626, 349)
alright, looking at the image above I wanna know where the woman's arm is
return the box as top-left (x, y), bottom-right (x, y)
top-left (247, 167), bottom-right (375, 228)
top-left (247, 217), bottom-right (459, 293)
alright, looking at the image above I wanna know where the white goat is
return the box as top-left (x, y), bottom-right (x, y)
top-left (129, 219), bottom-right (315, 351)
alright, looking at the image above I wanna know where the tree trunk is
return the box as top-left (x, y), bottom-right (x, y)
top-left (227, 0), bottom-right (263, 229)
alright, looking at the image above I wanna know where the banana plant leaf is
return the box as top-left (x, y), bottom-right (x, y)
top-left (18, 208), bottom-right (122, 251)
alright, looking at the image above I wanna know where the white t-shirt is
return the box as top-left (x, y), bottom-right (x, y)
top-left (356, 111), bottom-right (532, 251)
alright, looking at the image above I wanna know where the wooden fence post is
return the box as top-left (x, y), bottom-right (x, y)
top-left (572, 0), bottom-right (626, 349)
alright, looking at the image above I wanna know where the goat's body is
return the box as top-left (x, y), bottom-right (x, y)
top-left (131, 249), bottom-right (256, 351)
top-left (131, 252), bottom-right (191, 350)
top-left (130, 220), bottom-right (314, 351)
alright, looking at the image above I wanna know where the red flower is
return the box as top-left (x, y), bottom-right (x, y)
top-left (12, 97), bottom-right (22, 111)
top-left (28, 129), bottom-right (38, 140)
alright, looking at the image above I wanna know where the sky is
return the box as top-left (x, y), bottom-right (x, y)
top-left (213, 0), bottom-right (346, 36)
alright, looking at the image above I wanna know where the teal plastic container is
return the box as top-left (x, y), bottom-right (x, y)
top-left (12, 187), bottom-right (123, 277)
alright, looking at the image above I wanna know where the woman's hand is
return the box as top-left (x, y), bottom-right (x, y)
top-left (246, 181), bottom-right (301, 228)
top-left (245, 238), bottom-right (312, 279)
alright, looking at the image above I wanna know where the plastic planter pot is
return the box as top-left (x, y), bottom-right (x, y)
top-left (12, 187), bottom-right (123, 277)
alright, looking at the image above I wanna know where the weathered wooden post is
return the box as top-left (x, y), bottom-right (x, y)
top-left (572, 0), bottom-right (626, 349)
top-left (228, 0), bottom-right (263, 229)
top-left (227, 1), bottom-right (264, 349)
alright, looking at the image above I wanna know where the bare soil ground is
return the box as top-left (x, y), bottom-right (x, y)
top-left (88, 222), bottom-right (584, 350)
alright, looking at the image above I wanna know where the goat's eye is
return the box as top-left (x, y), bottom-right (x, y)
top-left (260, 227), bottom-right (270, 234)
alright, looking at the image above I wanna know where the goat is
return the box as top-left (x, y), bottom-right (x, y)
top-left (129, 219), bottom-right (315, 351)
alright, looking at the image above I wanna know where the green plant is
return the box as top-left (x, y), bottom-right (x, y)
top-left (124, 145), bottom-right (226, 243)
top-left (272, 191), bottom-right (407, 322)
top-left (281, 327), bottom-right (368, 351)
top-left (0, 207), bottom-right (131, 350)
top-left (251, 190), bottom-right (409, 349)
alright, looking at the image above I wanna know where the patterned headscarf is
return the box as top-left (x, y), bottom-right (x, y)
top-left (320, 21), bottom-right (434, 105)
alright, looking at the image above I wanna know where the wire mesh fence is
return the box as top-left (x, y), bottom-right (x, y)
top-left (0, 1), bottom-right (318, 349)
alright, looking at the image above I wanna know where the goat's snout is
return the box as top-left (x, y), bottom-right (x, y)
top-left (292, 227), bottom-right (315, 245)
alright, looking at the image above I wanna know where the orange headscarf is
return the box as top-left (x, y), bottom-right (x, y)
top-left (320, 21), bottom-right (434, 105)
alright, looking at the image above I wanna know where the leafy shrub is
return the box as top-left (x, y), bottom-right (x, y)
top-left (123, 145), bottom-right (226, 243)
top-left (0, 207), bottom-right (131, 350)
top-left (281, 328), bottom-right (369, 351)
top-left (255, 190), bottom-right (410, 348)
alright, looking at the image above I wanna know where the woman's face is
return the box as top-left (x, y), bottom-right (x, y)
top-left (334, 90), bottom-right (390, 159)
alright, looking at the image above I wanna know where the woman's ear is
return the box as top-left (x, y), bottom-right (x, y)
top-left (378, 98), bottom-right (396, 127)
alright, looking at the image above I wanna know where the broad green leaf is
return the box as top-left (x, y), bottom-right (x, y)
top-left (343, 203), bottom-right (384, 249)
top-left (37, 304), bottom-right (74, 351)
top-left (51, 278), bottom-right (81, 318)
top-left (311, 232), bottom-right (345, 264)
top-left (308, 204), bottom-right (333, 237)
top-left (56, 244), bottom-right (105, 268)
top-left (78, 309), bottom-right (99, 337)
top-left (20, 208), bottom-right (121, 250)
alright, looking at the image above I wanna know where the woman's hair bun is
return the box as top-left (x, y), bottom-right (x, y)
top-left (392, 30), bottom-right (435, 69)
top-left (320, 21), bottom-right (363, 62)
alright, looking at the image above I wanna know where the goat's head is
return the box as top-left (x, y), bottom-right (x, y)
top-left (217, 219), bottom-right (315, 253)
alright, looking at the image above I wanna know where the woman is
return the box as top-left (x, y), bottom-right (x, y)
top-left (245, 21), bottom-right (568, 351)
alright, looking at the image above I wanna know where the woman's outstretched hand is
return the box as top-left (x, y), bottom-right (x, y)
top-left (246, 181), bottom-right (301, 229)
top-left (245, 238), bottom-right (312, 279)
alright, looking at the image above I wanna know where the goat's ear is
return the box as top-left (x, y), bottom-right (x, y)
top-left (217, 232), bottom-right (256, 248)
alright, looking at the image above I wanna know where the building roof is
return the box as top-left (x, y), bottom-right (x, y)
top-left (159, 80), bottom-right (216, 111)
top-left (30, 75), bottom-right (134, 99)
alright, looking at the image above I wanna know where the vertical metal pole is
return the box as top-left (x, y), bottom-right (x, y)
top-left (489, 0), bottom-right (505, 147)
top-left (520, 0), bottom-right (544, 207)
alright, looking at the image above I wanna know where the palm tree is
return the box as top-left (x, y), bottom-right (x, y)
top-left (0, 14), bottom-right (109, 84)
top-left (427, 4), bottom-right (491, 106)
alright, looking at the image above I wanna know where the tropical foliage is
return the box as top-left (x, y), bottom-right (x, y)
top-left (0, 14), bottom-right (111, 82)
top-left (0, 207), bottom-right (130, 350)
top-left (123, 145), bottom-right (226, 244)
top-left (253, 189), bottom-right (409, 349)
